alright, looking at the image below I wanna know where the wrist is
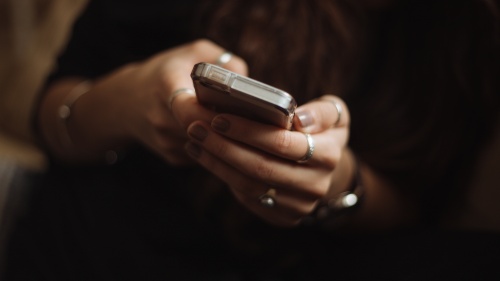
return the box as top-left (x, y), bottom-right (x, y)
top-left (40, 79), bottom-right (126, 165)
top-left (302, 149), bottom-right (364, 229)
top-left (57, 80), bottom-right (92, 149)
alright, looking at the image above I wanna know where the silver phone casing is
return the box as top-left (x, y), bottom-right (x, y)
top-left (191, 63), bottom-right (296, 130)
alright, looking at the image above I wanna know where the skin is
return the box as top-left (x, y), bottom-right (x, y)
top-left (39, 39), bottom-right (247, 165)
top-left (184, 97), bottom-right (351, 227)
top-left (38, 39), bottom-right (417, 229)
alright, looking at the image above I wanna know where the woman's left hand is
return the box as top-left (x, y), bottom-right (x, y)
top-left (185, 95), bottom-right (350, 227)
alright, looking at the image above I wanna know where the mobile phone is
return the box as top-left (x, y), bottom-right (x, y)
top-left (191, 62), bottom-right (296, 130)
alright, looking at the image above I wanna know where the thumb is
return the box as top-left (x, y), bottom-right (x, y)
top-left (293, 95), bottom-right (349, 133)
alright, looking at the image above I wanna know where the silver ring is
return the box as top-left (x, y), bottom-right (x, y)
top-left (215, 51), bottom-right (232, 66)
top-left (332, 99), bottom-right (343, 126)
top-left (318, 98), bottom-right (343, 126)
top-left (322, 99), bottom-right (342, 126)
top-left (259, 188), bottom-right (276, 208)
top-left (297, 133), bottom-right (315, 163)
top-left (168, 88), bottom-right (195, 111)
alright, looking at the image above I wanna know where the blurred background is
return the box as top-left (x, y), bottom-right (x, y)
top-left (0, 0), bottom-right (88, 275)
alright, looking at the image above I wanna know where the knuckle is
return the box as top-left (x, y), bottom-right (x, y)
top-left (213, 139), bottom-right (230, 159)
top-left (158, 62), bottom-right (169, 77)
top-left (307, 180), bottom-right (330, 199)
top-left (173, 99), bottom-right (198, 127)
top-left (330, 146), bottom-right (342, 168)
top-left (300, 201), bottom-right (319, 215)
top-left (253, 156), bottom-right (275, 180)
top-left (322, 155), bottom-right (338, 171)
top-left (322, 145), bottom-right (342, 170)
top-left (274, 130), bottom-right (293, 154)
top-left (149, 113), bottom-right (168, 130)
top-left (230, 57), bottom-right (248, 74)
top-left (190, 39), bottom-right (213, 52)
top-left (290, 204), bottom-right (315, 218)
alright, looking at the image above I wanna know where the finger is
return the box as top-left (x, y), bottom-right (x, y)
top-left (211, 51), bottom-right (248, 76)
top-left (184, 140), bottom-right (318, 224)
top-left (223, 178), bottom-right (318, 219)
top-left (182, 39), bottom-right (248, 76)
top-left (231, 189), bottom-right (306, 227)
top-left (170, 94), bottom-right (218, 128)
top-left (293, 95), bottom-right (350, 134)
top-left (186, 121), bottom-right (331, 197)
top-left (211, 114), bottom-right (347, 166)
top-left (162, 39), bottom-right (248, 92)
top-left (163, 39), bottom-right (248, 124)
top-left (211, 114), bottom-right (306, 161)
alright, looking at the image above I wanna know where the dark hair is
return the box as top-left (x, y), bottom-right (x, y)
top-left (197, 0), bottom-right (367, 104)
top-left (198, 0), bottom-right (500, 224)
top-left (347, 0), bottom-right (499, 223)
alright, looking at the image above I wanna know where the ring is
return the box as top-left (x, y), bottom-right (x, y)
top-left (331, 99), bottom-right (343, 126)
top-left (168, 88), bottom-right (195, 111)
top-left (322, 99), bottom-right (342, 126)
top-left (215, 51), bottom-right (232, 66)
top-left (259, 188), bottom-right (276, 208)
top-left (297, 133), bottom-right (315, 163)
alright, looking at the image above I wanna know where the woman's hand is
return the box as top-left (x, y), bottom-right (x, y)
top-left (102, 39), bottom-right (247, 165)
top-left (39, 39), bottom-right (247, 165)
top-left (185, 95), bottom-right (351, 227)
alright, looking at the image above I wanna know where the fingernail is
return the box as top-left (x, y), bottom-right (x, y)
top-left (295, 110), bottom-right (314, 128)
top-left (188, 124), bottom-right (208, 142)
top-left (212, 116), bottom-right (230, 132)
top-left (185, 142), bottom-right (201, 158)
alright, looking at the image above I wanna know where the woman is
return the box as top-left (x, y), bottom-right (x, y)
top-left (5, 0), bottom-right (499, 280)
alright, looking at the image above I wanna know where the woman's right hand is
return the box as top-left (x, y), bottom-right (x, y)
top-left (39, 39), bottom-right (247, 165)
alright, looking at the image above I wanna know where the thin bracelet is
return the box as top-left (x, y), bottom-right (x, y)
top-left (57, 80), bottom-right (92, 149)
